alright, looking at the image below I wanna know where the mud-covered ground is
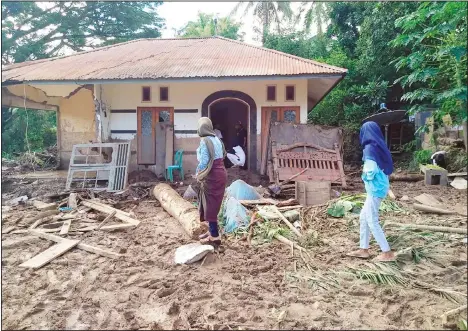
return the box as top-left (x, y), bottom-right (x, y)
top-left (1, 171), bottom-right (467, 330)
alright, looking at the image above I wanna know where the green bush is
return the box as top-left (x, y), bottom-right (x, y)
top-left (409, 149), bottom-right (432, 170)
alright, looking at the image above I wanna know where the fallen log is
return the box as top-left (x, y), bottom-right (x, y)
top-left (390, 173), bottom-right (424, 182)
top-left (386, 222), bottom-right (467, 235)
top-left (413, 203), bottom-right (457, 215)
top-left (153, 183), bottom-right (204, 239)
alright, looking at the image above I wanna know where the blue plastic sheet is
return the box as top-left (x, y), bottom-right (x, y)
top-left (226, 180), bottom-right (262, 201)
top-left (223, 197), bottom-right (249, 233)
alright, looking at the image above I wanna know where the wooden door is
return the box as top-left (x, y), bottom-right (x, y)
top-left (260, 106), bottom-right (300, 174)
top-left (137, 107), bottom-right (174, 165)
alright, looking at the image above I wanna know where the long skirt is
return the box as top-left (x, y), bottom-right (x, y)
top-left (199, 159), bottom-right (227, 223)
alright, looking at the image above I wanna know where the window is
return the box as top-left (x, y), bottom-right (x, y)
top-left (266, 85), bottom-right (276, 101)
top-left (285, 85), bottom-right (295, 101)
top-left (160, 87), bottom-right (169, 102)
top-left (142, 86), bottom-right (151, 102)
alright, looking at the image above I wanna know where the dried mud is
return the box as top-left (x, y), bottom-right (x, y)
top-left (1, 173), bottom-right (467, 330)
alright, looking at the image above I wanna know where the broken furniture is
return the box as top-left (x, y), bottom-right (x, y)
top-left (165, 149), bottom-right (184, 182)
top-left (419, 164), bottom-right (448, 186)
top-left (295, 181), bottom-right (331, 207)
top-left (66, 142), bottom-right (131, 192)
top-left (266, 122), bottom-right (346, 187)
top-left (271, 142), bottom-right (346, 188)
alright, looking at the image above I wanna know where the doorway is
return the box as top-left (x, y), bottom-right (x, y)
top-left (209, 98), bottom-right (249, 164)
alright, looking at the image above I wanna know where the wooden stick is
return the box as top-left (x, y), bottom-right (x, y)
top-left (271, 206), bottom-right (302, 237)
top-left (23, 210), bottom-right (59, 225)
top-left (280, 168), bottom-right (309, 187)
top-left (29, 229), bottom-right (122, 259)
top-left (386, 222), bottom-right (467, 235)
top-left (97, 211), bottom-right (116, 230)
top-left (440, 305), bottom-right (467, 324)
top-left (413, 203), bottom-right (457, 215)
top-left (275, 233), bottom-right (305, 251)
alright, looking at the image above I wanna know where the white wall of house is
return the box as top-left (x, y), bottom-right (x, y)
top-left (102, 78), bottom-right (308, 139)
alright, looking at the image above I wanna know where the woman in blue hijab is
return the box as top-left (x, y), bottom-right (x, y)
top-left (348, 121), bottom-right (395, 262)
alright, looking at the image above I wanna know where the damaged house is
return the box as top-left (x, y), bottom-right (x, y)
top-left (1, 36), bottom-right (347, 176)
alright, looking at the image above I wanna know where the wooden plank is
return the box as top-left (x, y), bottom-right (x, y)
top-left (77, 223), bottom-right (135, 232)
top-left (19, 238), bottom-right (80, 269)
top-left (448, 172), bottom-right (468, 177)
top-left (29, 229), bottom-right (122, 259)
top-left (81, 200), bottom-right (139, 225)
top-left (59, 220), bottom-right (72, 235)
top-left (261, 110), bottom-right (272, 175)
top-left (414, 193), bottom-right (444, 208)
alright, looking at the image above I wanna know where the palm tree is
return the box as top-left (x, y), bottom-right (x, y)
top-left (177, 12), bottom-right (244, 41)
top-left (297, 2), bottom-right (329, 36)
top-left (230, 1), bottom-right (293, 44)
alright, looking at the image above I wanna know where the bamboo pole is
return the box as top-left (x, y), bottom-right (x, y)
top-left (386, 222), bottom-right (467, 235)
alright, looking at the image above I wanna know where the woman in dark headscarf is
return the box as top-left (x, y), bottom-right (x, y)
top-left (348, 121), bottom-right (395, 262)
top-left (195, 117), bottom-right (227, 247)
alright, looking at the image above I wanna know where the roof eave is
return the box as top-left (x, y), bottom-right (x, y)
top-left (1, 73), bottom-right (347, 86)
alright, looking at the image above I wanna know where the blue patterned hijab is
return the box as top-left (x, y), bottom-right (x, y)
top-left (360, 121), bottom-right (394, 175)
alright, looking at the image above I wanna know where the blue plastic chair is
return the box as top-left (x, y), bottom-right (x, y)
top-left (166, 149), bottom-right (184, 182)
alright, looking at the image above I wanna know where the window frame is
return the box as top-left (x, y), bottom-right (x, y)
top-left (285, 85), bottom-right (296, 102)
top-left (266, 85), bottom-right (277, 102)
top-left (141, 86), bottom-right (151, 103)
top-left (159, 86), bottom-right (169, 102)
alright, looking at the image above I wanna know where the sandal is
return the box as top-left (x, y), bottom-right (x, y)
top-left (373, 252), bottom-right (396, 263)
top-left (347, 250), bottom-right (370, 259)
top-left (200, 235), bottom-right (222, 248)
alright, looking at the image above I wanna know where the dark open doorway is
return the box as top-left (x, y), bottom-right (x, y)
top-left (210, 99), bottom-right (248, 151)
top-left (210, 99), bottom-right (249, 170)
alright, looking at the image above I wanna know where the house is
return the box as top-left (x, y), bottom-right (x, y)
top-left (1, 37), bottom-right (347, 174)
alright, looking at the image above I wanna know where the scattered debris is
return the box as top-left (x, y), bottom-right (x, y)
top-left (268, 168), bottom-right (309, 195)
top-left (32, 200), bottom-right (57, 211)
top-left (413, 203), bottom-right (457, 215)
top-left (386, 222), bottom-right (467, 234)
top-left (5, 195), bottom-right (28, 206)
top-left (414, 193), bottom-right (443, 208)
top-left (451, 177), bottom-right (468, 190)
top-left (174, 243), bottom-right (214, 264)
top-left (400, 195), bottom-right (409, 201)
top-left (19, 238), bottom-right (80, 269)
top-left (295, 181), bottom-right (331, 206)
top-left (68, 193), bottom-right (78, 208)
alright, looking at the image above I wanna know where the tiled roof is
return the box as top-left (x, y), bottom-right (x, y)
top-left (2, 37), bottom-right (347, 83)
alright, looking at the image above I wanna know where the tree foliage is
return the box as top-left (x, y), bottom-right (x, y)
top-left (1, 1), bottom-right (165, 64)
top-left (230, 1), bottom-right (292, 44)
top-left (1, 108), bottom-right (57, 157)
top-left (177, 12), bottom-right (244, 40)
top-left (391, 2), bottom-right (467, 125)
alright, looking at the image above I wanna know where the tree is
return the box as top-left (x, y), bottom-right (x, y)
top-left (297, 2), bottom-right (329, 36)
top-left (1, 1), bottom-right (165, 64)
top-left (391, 2), bottom-right (467, 125)
top-left (230, 1), bottom-right (292, 44)
top-left (177, 12), bottom-right (244, 40)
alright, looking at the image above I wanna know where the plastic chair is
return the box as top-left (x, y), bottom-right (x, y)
top-left (166, 149), bottom-right (184, 182)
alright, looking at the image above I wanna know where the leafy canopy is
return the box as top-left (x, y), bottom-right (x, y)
top-left (177, 12), bottom-right (244, 40)
top-left (2, 1), bottom-right (165, 64)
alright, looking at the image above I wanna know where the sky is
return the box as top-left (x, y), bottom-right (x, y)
top-left (158, 2), bottom-right (257, 44)
top-left (158, 2), bottom-right (308, 46)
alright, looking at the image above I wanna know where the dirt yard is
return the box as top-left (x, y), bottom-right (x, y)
top-left (1, 170), bottom-right (467, 330)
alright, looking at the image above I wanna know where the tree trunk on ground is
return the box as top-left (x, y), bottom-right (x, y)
top-left (390, 173), bottom-right (424, 182)
top-left (153, 183), bottom-right (204, 239)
